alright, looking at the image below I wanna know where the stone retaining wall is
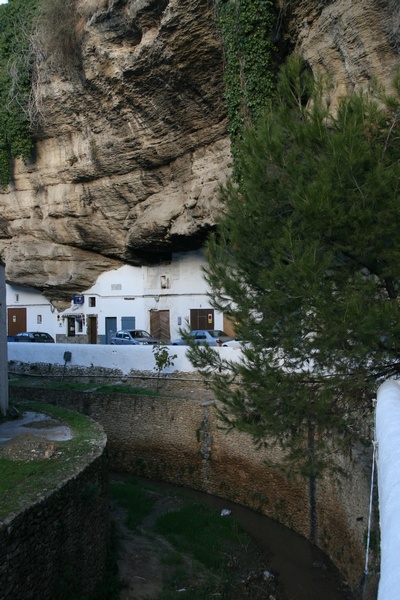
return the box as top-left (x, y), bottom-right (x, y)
top-left (9, 386), bottom-right (377, 596)
top-left (0, 421), bottom-right (109, 600)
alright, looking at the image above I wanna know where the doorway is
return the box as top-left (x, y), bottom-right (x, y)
top-left (223, 314), bottom-right (237, 337)
top-left (190, 309), bottom-right (214, 330)
top-left (67, 317), bottom-right (75, 337)
top-left (105, 317), bottom-right (117, 345)
top-left (7, 307), bottom-right (27, 336)
top-left (87, 316), bottom-right (97, 344)
top-left (150, 310), bottom-right (170, 342)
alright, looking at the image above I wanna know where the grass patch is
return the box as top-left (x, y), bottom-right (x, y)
top-left (161, 552), bottom-right (184, 566)
top-left (109, 478), bottom-right (260, 599)
top-left (0, 402), bottom-right (103, 520)
top-left (0, 458), bottom-right (61, 518)
top-left (155, 501), bottom-right (248, 571)
top-left (9, 377), bottom-right (163, 396)
top-left (109, 476), bottom-right (156, 531)
top-left (96, 384), bottom-right (159, 396)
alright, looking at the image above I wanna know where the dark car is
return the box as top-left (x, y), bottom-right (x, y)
top-left (110, 330), bottom-right (161, 345)
top-left (170, 330), bottom-right (234, 346)
top-left (11, 332), bottom-right (55, 343)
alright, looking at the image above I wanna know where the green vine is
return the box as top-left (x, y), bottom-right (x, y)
top-left (215, 0), bottom-right (277, 175)
top-left (0, 0), bottom-right (39, 188)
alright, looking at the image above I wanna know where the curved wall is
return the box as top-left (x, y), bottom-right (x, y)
top-left (0, 425), bottom-right (109, 600)
top-left (10, 386), bottom-right (377, 597)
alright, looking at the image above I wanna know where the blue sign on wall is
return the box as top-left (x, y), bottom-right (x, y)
top-left (73, 295), bottom-right (84, 305)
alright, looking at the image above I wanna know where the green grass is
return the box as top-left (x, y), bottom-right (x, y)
top-left (8, 377), bottom-right (163, 396)
top-left (109, 476), bottom-right (156, 531)
top-left (109, 478), bottom-right (254, 600)
top-left (0, 402), bottom-right (103, 519)
top-left (161, 552), bottom-right (184, 566)
top-left (95, 384), bottom-right (159, 396)
top-left (155, 501), bottom-right (248, 570)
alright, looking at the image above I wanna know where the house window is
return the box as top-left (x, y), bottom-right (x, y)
top-left (160, 275), bottom-right (170, 289)
top-left (76, 317), bottom-right (83, 333)
top-left (15, 294), bottom-right (19, 303)
top-left (37, 315), bottom-right (42, 324)
top-left (67, 317), bottom-right (76, 337)
top-left (89, 297), bottom-right (96, 307)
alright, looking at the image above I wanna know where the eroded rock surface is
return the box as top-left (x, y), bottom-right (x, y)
top-left (283, 0), bottom-right (400, 102)
top-left (0, 0), bottom-right (230, 301)
top-left (0, 0), bottom-right (399, 301)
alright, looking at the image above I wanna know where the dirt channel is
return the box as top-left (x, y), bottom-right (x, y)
top-left (1, 387), bottom-right (354, 600)
top-left (110, 474), bottom-right (287, 600)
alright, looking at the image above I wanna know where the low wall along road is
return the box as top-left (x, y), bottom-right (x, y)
top-left (8, 342), bottom-right (207, 375)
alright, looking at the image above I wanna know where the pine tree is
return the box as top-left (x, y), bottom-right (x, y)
top-left (188, 56), bottom-right (400, 477)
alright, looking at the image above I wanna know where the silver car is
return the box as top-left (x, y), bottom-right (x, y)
top-left (170, 330), bottom-right (234, 346)
top-left (110, 330), bottom-right (160, 345)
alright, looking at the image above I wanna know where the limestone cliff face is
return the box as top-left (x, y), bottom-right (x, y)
top-left (282, 0), bottom-right (400, 102)
top-left (0, 0), bottom-right (399, 304)
top-left (0, 0), bottom-right (230, 304)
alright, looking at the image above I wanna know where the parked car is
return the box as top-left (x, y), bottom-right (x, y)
top-left (10, 332), bottom-right (55, 343)
top-left (110, 330), bottom-right (161, 345)
top-left (170, 330), bottom-right (234, 346)
top-left (221, 338), bottom-right (243, 348)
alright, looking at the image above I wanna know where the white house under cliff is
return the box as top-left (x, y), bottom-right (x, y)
top-left (6, 250), bottom-right (234, 344)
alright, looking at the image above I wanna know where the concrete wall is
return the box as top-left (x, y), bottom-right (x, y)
top-left (0, 424), bottom-right (109, 600)
top-left (9, 386), bottom-right (376, 596)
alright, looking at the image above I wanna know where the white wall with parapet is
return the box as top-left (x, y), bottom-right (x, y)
top-left (7, 342), bottom-right (241, 375)
top-left (0, 263), bottom-right (8, 415)
top-left (376, 379), bottom-right (400, 600)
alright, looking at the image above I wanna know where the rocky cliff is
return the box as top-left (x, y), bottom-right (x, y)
top-left (0, 0), bottom-right (399, 304)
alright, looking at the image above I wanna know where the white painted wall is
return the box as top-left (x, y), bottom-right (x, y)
top-left (7, 285), bottom-right (58, 340)
top-left (0, 263), bottom-right (8, 415)
top-left (7, 342), bottom-right (241, 375)
top-left (376, 379), bottom-right (400, 600)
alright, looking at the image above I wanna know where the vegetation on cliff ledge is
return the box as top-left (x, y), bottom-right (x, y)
top-left (0, 0), bottom-right (82, 187)
top-left (0, 0), bottom-right (38, 187)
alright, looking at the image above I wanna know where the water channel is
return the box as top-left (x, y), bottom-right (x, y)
top-left (140, 478), bottom-right (356, 600)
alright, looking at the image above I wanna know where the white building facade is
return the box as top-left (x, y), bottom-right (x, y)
top-left (6, 250), bottom-right (234, 344)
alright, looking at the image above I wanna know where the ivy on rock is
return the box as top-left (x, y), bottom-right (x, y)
top-left (0, 0), bottom-right (39, 187)
top-left (216, 0), bottom-right (277, 174)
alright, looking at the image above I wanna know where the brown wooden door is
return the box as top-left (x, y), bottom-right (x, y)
top-left (190, 309), bottom-right (214, 330)
top-left (150, 310), bottom-right (170, 342)
top-left (88, 316), bottom-right (97, 344)
top-left (223, 314), bottom-right (237, 337)
top-left (7, 308), bottom-right (27, 336)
